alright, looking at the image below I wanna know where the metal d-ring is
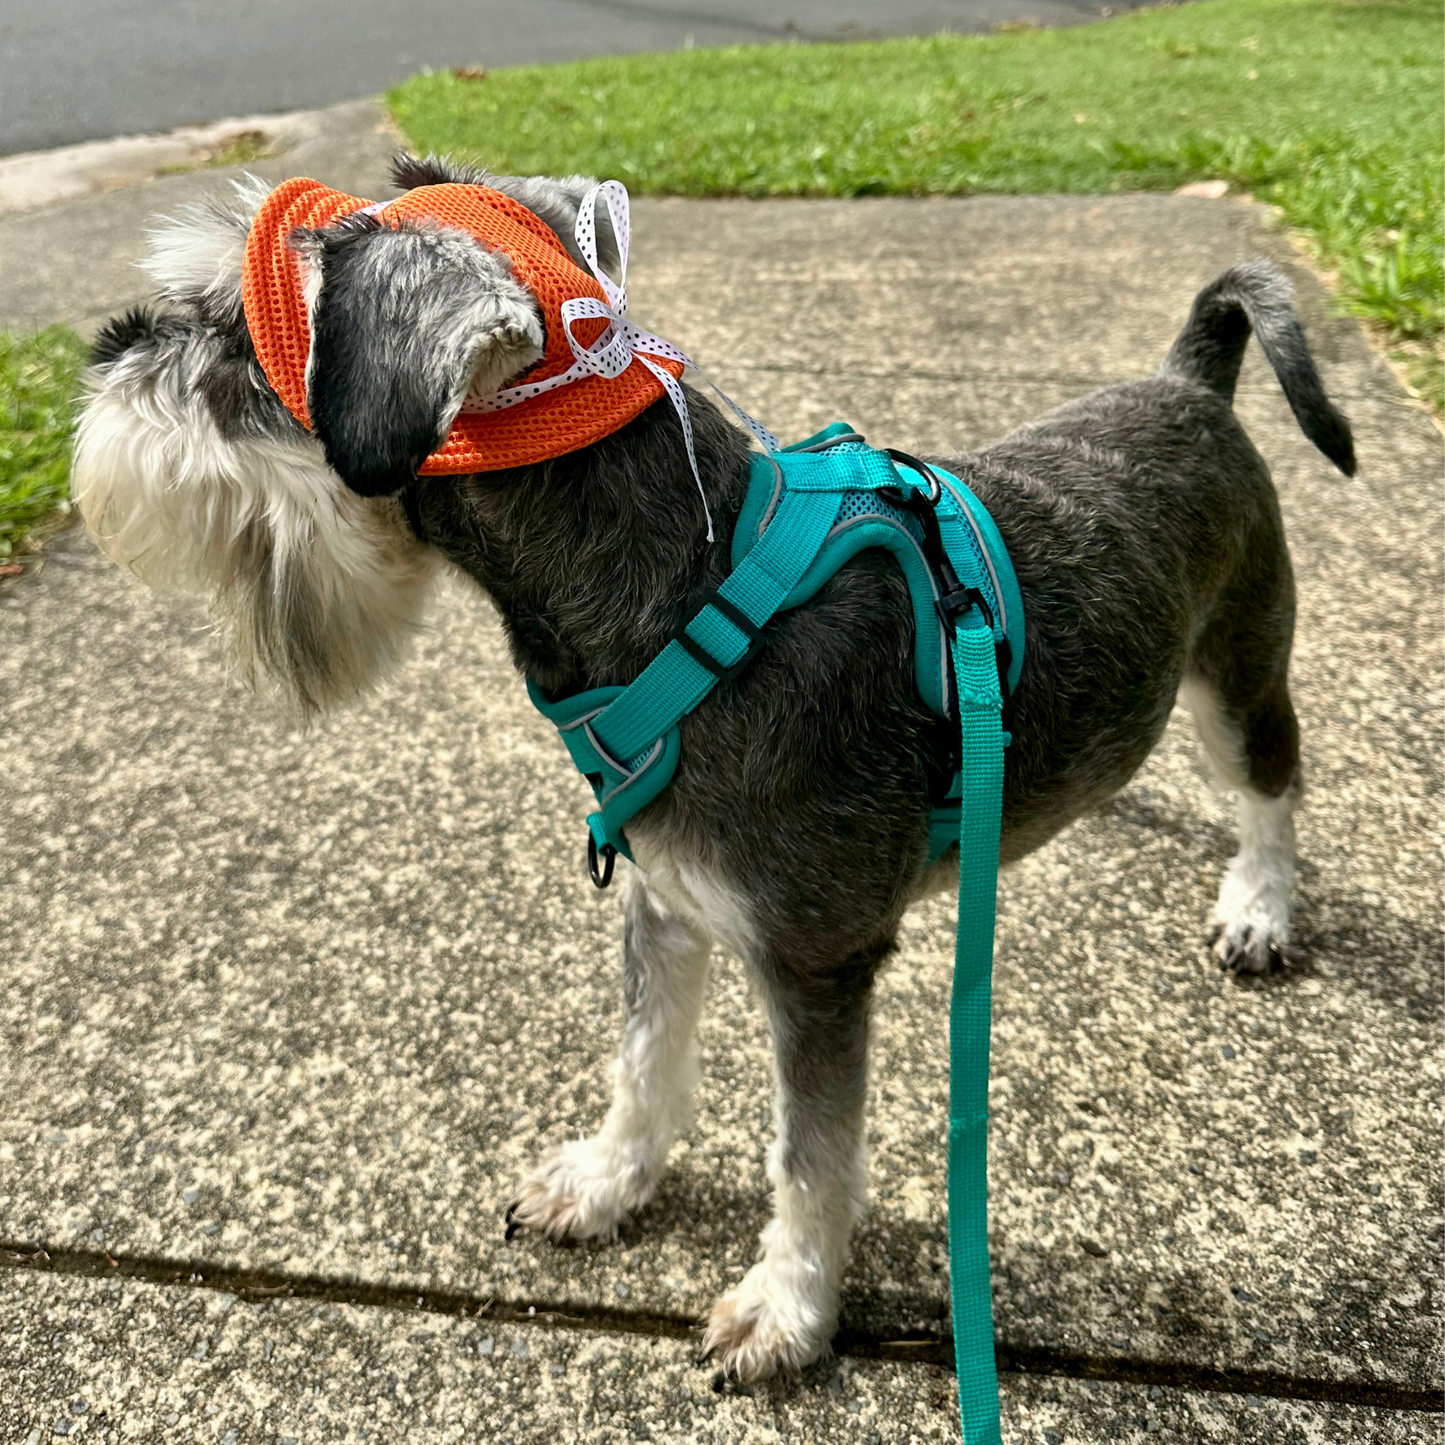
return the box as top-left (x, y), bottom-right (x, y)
top-left (884, 448), bottom-right (943, 505)
top-left (587, 832), bottom-right (617, 889)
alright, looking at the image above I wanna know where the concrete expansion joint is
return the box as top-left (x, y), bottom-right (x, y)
top-left (3, 1243), bottom-right (1438, 1417)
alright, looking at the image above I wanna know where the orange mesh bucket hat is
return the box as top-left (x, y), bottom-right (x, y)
top-left (241, 176), bottom-right (684, 476)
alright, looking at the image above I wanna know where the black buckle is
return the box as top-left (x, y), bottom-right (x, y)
top-left (879, 457), bottom-right (1012, 708)
top-left (937, 581), bottom-right (993, 632)
top-left (587, 833), bottom-right (616, 889)
top-left (878, 477), bottom-right (974, 630)
top-left (673, 590), bottom-right (763, 685)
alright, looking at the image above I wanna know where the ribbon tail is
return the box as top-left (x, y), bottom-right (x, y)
top-left (626, 324), bottom-right (780, 457)
top-left (639, 355), bottom-right (714, 544)
top-left (709, 384), bottom-right (780, 455)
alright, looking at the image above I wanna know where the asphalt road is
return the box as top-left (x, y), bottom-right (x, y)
top-left (2, 0), bottom-right (1120, 156)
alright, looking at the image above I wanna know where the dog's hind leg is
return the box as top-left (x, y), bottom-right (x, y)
top-left (701, 938), bottom-right (882, 1380)
top-left (1181, 570), bottom-right (1302, 974)
top-left (506, 872), bottom-right (712, 1241)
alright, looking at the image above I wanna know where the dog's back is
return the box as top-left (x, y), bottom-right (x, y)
top-left (941, 261), bottom-right (1354, 861)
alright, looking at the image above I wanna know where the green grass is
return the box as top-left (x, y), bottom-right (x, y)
top-left (0, 328), bottom-right (88, 561)
top-left (392, 0), bottom-right (1443, 406)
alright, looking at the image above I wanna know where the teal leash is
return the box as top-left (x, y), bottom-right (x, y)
top-left (948, 617), bottom-right (1006, 1442)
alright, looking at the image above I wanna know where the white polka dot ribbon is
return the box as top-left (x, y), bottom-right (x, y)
top-left (460, 180), bottom-right (778, 542)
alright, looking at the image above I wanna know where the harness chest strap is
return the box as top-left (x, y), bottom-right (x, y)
top-left (590, 484), bottom-right (842, 763)
top-left (526, 483), bottom-right (842, 880)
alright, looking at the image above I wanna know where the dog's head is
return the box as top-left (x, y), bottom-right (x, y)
top-left (73, 154), bottom-right (618, 715)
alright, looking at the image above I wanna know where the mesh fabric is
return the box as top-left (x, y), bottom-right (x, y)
top-left (240, 178), bottom-right (683, 475)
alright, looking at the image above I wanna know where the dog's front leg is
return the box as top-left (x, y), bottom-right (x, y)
top-left (702, 944), bottom-right (880, 1380)
top-left (507, 872), bottom-right (712, 1241)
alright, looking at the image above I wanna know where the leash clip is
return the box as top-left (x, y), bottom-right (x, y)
top-left (879, 455), bottom-right (979, 634)
top-left (936, 581), bottom-right (993, 633)
top-left (880, 453), bottom-right (1013, 708)
top-left (884, 448), bottom-right (943, 506)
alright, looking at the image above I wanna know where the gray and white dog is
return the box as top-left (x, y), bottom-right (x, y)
top-left (73, 154), bottom-right (1354, 1381)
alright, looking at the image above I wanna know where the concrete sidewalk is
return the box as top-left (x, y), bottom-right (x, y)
top-left (1, 108), bottom-right (1441, 1443)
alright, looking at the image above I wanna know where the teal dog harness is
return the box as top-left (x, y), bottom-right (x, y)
top-left (531, 424), bottom-right (1022, 1443)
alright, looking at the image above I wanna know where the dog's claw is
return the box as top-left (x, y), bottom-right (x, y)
top-left (1213, 924), bottom-right (1292, 977)
top-left (1208, 913), bottom-right (1300, 971)
top-left (503, 1203), bottom-right (521, 1241)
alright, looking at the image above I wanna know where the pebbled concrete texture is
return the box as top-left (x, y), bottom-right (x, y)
top-left (6, 515), bottom-right (1438, 1390)
top-left (2, 1268), bottom-right (1437, 1444)
top-left (0, 128), bottom-right (1440, 1438)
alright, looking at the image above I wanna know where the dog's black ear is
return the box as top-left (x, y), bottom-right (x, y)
top-left (92, 306), bottom-right (162, 367)
top-left (390, 151), bottom-right (490, 191)
top-left (294, 218), bottom-right (545, 497)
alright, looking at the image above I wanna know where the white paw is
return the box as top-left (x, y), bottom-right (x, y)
top-left (1211, 855), bottom-right (1291, 974)
top-left (505, 1135), bottom-right (658, 1243)
top-left (700, 1255), bottom-right (837, 1381)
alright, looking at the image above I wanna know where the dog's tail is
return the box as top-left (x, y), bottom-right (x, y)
top-left (1162, 260), bottom-right (1355, 476)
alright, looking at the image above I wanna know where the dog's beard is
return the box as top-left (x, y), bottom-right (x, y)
top-left (73, 354), bottom-right (438, 718)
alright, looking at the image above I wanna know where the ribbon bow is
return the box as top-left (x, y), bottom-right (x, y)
top-left (460, 180), bottom-right (777, 542)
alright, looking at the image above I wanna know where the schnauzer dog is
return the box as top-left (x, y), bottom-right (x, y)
top-left (72, 155), bottom-right (1354, 1381)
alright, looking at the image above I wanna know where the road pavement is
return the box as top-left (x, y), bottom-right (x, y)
top-left (2, 0), bottom-right (1127, 156)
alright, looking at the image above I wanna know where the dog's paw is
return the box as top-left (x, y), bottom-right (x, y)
top-left (1210, 846), bottom-right (1294, 975)
top-left (505, 1135), bottom-right (657, 1244)
top-left (699, 1261), bottom-right (835, 1382)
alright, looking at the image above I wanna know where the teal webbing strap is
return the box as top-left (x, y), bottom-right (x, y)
top-left (591, 487), bottom-right (841, 763)
top-left (948, 617), bottom-right (1005, 1443)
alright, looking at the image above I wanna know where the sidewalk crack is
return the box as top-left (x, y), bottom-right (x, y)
top-left (3, 1244), bottom-right (1439, 1415)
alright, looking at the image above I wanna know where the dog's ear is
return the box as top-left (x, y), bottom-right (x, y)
top-left (390, 152), bottom-right (619, 275)
top-left (390, 151), bottom-right (490, 191)
top-left (293, 217), bottom-right (545, 497)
